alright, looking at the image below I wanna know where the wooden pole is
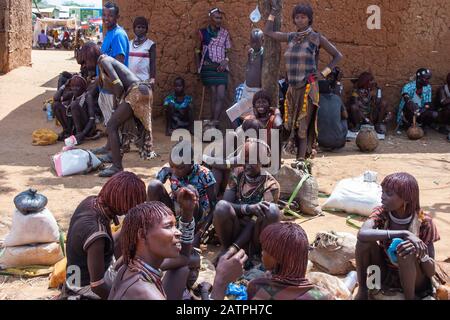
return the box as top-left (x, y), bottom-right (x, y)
top-left (259, 0), bottom-right (283, 106)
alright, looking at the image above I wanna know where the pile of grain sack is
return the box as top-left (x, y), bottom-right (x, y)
top-left (0, 189), bottom-right (64, 269)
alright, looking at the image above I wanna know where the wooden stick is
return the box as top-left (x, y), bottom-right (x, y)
top-left (198, 86), bottom-right (206, 120)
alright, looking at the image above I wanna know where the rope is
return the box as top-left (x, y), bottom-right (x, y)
top-left (283, 172), bottom-right (311, 219)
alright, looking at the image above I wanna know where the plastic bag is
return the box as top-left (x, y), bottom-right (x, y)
top-left (323, 172), bottom-right (382, 217)
top-left (51, 148), bottom-right (102, 177)
top-left (308, 272), bottom-right (352, 300)
top-left (14, 188), bottom-right (48, 215)
top-left (4, 208), bottom-right (60, 247)
top-left (226, 283), bottom-right (248, 300)
top-left (0, 242), bottom-right (64, 268)
top-left (250, 5), bottom-right (261, 23)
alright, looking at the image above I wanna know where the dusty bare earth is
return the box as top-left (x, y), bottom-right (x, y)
top-left (0, 50), bottom-right (449, 300)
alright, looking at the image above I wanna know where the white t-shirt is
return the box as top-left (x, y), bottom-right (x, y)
top-left (128, 38), bottom-right (154, 81)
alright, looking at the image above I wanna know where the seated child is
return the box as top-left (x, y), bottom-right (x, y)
top-left (148, 140), bottom-right (217, 245)
top-left (347, 72), bottom-right (393, 134)
top-left (53, 75), bottom-right (84, 141)
top-left (164, 77), bottom-right (193, 136)
top-left (227, 29), bottom-right (264, 128)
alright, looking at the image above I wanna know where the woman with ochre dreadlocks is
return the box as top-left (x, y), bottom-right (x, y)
top-left (109, 201), bottom-right (248, 300)
top-left (264, 2), bottom-right (343, 167)
top-left (247, 222), bottom-right (331, 300)
top-left (63, 171), bottom-right (146, 300)
top-left (356, 172), bottom-right (440, 300)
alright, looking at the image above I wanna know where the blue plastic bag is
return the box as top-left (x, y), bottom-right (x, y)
top-left (387, 238), bottom-right (404, 264)
top-left (226, 283), bottom-right (248, 300)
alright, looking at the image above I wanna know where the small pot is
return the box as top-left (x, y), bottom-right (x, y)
top-left (356, 125), bottom-right (379, 152)
top-left (407, 115), bottom-right (424, 140)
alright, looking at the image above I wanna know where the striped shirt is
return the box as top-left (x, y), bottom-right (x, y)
top-left (285, 30), bottom-right (321, 88)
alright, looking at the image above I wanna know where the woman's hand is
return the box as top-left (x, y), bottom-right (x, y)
top-left (397, 240), bottom-right (417, 258)
top-left (149, 78), bottom-right (156, 90)
top-left (403, 232), bottom-right (428, 258)
top-left (246, 203), bottom-right (267, 219)
top-left (215, 249), bottom-right (247, 285)
top-left (270, 0), bottom-right (282, 14)
top-left (176, 187), bottom-right (199, 221)
top-left (217, 59), bottom-right (229, 73)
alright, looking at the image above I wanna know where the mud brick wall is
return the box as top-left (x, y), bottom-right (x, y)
top-left (0, 0), bottom-right (32, 74)
top-left (110, 0), bottom-right (450, 116)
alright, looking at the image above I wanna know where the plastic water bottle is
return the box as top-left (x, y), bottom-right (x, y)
top-left (46, 103), bottom-right (53, 121)
top-left (343, 271), bottom-right (358, 293)
top-left (377, 88), bottom-right (382, 99)
top-left (64, 135), bottom-right (77, 148)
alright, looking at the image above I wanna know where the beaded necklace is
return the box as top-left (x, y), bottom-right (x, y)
top-left (237, 172), bottom-right (267, 204)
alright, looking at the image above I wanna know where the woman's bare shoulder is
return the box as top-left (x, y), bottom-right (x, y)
top-left (121, 278), bottom-right (165, 300)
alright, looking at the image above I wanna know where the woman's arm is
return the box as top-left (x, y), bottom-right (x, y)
top-left (75, 93), bottom-right (96, 143)
top-left (319, 35), bottom-right (343, 77)
top-left (210, 249), bottom-right (247, 299)
top-left (100, 59), bottom-right (124, 99)
top-left (357, 219), bottom-right (410, 243)
top-left (263, 10), bottom-right (289, 43)
top-left (87, 238), bottom-right (111, 299)
top-left (54, 82), bottom-right (68, 101)
top-left (419, 242), bottom-right (436, 278)
top-left (273, 108), bottom-right (283, 128)
top-left (195, 31), bottom-right (203, 73)
top-left (149, 43), bottom-right (156, 82)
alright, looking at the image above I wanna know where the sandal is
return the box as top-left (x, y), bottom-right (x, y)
top-left (84, 130), bottom-right (104, 141)
top-left (91, 145), bottom-right (109, 155)
top-left (99, 165), bottom-right (123, 178)
top-left (97, 153), bottom-right (113, 163)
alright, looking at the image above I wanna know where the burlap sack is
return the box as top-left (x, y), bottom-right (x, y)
top-left (0, 242), bottom-right (64, 268)
top-left (309, 231), bottom-right (357, 275)
top-left (274, 164), bottom-right (322, 216)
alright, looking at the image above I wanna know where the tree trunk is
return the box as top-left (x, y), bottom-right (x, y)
top-left (259, 0), bottom-right (283, 107)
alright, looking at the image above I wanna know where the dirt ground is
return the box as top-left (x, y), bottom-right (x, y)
top-left (0, 50), bottom-right (449, 300)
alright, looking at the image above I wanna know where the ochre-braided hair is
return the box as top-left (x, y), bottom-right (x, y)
top-left (355, 71), bottom-right (374, 89)
top-left (79, 42), bottom-right (101, 65)
top-left (381, 172), bottom-right (420, 219)
top-left (260, 222), bottom-right (311, 286)
top-left (121, 201), bottom-right (174, 265)
top-left (96, 171), bottom-right (146, 217)
top-left (381, 172), bottom-right (424, 234)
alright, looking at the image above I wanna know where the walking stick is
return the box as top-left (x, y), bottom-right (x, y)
top-left (198, 86), bottom-right (206, 120)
